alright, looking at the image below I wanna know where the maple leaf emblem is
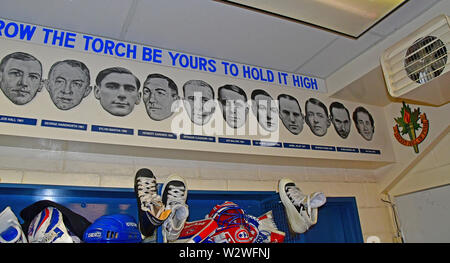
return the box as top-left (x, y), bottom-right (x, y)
top-left (393, 101), bottom-right (429, 153)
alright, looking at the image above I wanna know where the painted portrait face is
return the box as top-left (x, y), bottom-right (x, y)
top-left (0, 58), bottom-right (42, 105)
top-left (306, 101), bottom-right (330, 137)
top-left (95, 72), bottom-right (140, 117)
top-left (279, 96), bottom-right (303, 135)
top-left (46, 62), bottom-right (91, 110)
top-left (331, 107), bottom-right (351, 139)
top-left (143, 77), bottom-right (177, 121)
top-left (219, 88), bottom-right (248, 129)
top-left (184, 82), bottom-right (215, 126)
top-left (356, 111), bottom-right (374, 141)
top-left (253, 93), bottom-right (278, 132)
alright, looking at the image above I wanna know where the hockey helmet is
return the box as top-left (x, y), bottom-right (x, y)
top-left (27, 206), bottom-right (74, 243)
top-left (83, 214), bottom-right (142, 243)
top-left (208, 201), bottom-right (247, 228)
top-left (207, 202), bottom-right (260, 243)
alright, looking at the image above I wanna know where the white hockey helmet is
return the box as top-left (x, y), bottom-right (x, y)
top-left (27, 207), bottom-right (74, 243)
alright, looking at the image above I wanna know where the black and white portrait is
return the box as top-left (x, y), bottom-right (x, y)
top-left (353, 106), bottom-right (375, 141)
top-left (251, 89), bottom-right (278, 133)
top-left (218, 84), bottom-right (248, 129)
top-left (183, 79), bottom-right (215, 126)
top-left (329, 101), bottom-right (351, 139)
top-left (46, 59), bottom-right (92, 110)
top-left (94, 67), bottom-right (141, 117)
top-left (278, 94), bottom-right (304, 135)
top-left (142, 73), bottom-right (178, 121)
top-left (305, 98), bottom-right (330, 137)
top-left (0, 52), bottom-right (43, 105)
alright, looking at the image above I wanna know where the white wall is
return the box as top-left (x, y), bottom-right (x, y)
top-left (389, 132), bottom-right (450, 196)
top-left (395, 184), bottom-right (450, 242)
top-left (376, 102), bottom-right (450, 194)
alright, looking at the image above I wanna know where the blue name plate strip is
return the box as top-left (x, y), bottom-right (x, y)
top-left (283, 142), bottom-right (311, 150)
top-left (180, 134), bottom-right (216, 143)
top-left (359, 148), bottom-right (381, 154)
top-left (41, 119), bottom-right (87, 131)
top-left (336, 147), bottom-right (359, 153)
top-left (253, 140), bottom-right (282, 148)
top-left (0, 115), bottom-right (37, 126)
top-left (311, 145), bottom-right (336, 151)
top-left (91, 125), bottom-right (134, 135)
top-left (218, 137), bottom-right (251, 145)
top-left (138, 129), bottom-right (177, 139)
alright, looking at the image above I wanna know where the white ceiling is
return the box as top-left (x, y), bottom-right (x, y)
top-left (0, 0), bottom-right (443, 88)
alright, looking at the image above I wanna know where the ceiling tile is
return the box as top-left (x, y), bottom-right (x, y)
top-left (0, 0), bottom-right (134, 39)
top-left (124, 0), bottom-right (337, 73)
top-left (296, 32), bottom-right (382, 78)
top-left (369, 0), bottom-right (440, 36)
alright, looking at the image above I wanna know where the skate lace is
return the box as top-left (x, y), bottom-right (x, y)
top-left (166, 185), bottom-right (186, 207)
top-left (286, 185), bottom-right (307, 213)
top-left (136, 177), bottom-right (161, 208)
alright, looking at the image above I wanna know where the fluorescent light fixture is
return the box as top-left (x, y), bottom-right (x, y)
top-left (219, 0), bottom-right (407, 38)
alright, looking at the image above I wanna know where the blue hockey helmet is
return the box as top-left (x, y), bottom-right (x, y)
top-left (83, 214), bottom-right (142, 243)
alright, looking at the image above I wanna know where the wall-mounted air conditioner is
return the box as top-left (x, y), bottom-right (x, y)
top-left (381, 14), bottom-right (450, 106)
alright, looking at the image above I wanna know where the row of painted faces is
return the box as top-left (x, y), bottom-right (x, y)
top-left (0, 52), bottom-right (374, 141)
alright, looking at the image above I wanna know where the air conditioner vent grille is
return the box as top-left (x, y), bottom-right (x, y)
top-left (381, 14), bottom-right (450, 103)
top-left (404, 36), bottom-right (448, 84)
